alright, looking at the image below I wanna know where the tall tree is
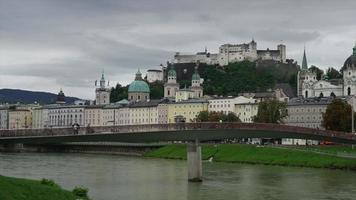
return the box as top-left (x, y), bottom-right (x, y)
top-left (326, 67), bottom-right (342, 79)
top-left (110, 84), bottom-right (128, 103)
top-left (322, 99), bottom-right (355, 132)
top-left (309, 65), bottom-right (324, 80)
top-left (149, 82), bottom-right (164, 100)
top-left (253, 100), bottom-right (287, 124)
top-left (196, 111), bottom-right (241, 122)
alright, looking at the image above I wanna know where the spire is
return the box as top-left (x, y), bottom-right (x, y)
top-left (135, 69), bottom-right (142, 80)
top-left (353, 42), bottom-right (356, 55)
top-left (302, 47), bottom-right (308, 70)
top-left (101, 70), bottom-right (105, 80)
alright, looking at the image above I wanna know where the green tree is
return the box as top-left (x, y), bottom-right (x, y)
top-left (326, 67), bottom-right (342, 79)
top-left (196, 111), bottom-right (209, 122)
top-left (309, 65), bottom-right (324, 80)
top-left (149, 81), bottom-right (164, 99)
top-left (196, 111), bottom-right (241, 122)
top-left (110, 84), bottom-right (128, 103)
top-left (322, 99), bottom-right (355, 132)
top-left (253, 100), bottom-right (287, 124)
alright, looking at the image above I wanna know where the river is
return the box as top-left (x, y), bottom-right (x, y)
top-left (1, 152), bottom-right (356, 200)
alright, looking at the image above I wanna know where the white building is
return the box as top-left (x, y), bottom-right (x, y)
top-left (0, 107), bottom-right (8, 129)
top-left (48, 105), bottom-right (85, 127)
top-left (299, 44), bottom-right (356, 98)
top-left (129, 100), bottom-right (160, 125)
top-left (234, 101), bottom-right (259, 123)
top-left (146, 69), bottom-right (164, 83)
top-left (283, 97), bottom-right (335, 145)
top-left (95, 72), bottom-right (111, 105)
top-left (84, 105), bottom-right (103, 127)
top-left (174, 40), bottom-right (286, 66)
top-left (208, 96), bottom-right (256, 115)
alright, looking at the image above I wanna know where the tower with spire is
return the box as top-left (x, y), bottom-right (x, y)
top-left (190, 62), bottom-right (203, 98)
top-left (56, 88), bottom-right (66, 104)
top-left (95, 71), bottom-right (111, 105)
top-left (302, 47), bottom-right (308, 70)
top-left (297, 47), bottom-right (317, 97)
top-left (164, 64), bottom-right (179, 98)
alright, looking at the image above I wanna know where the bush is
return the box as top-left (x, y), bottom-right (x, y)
top-left (40, 178), bottom-right (59, 188)
top-left (72, 187), bottom-right (89, 199)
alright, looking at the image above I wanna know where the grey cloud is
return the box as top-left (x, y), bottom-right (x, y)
top-left (1, 0), bottom-right (356, 99)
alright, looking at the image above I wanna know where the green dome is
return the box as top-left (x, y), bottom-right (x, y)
top-left (128, 80), bottom-right (150, 93)
top-left (168, 67), bottom-right (176, 77)
top-left (128, 69), bottom-right (150, 93)
top-left (192, 72), bottom-right (200, 80)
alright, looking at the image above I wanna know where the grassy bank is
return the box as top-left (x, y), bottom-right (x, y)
top-left (144, 144), bottom-right (356, 170)
top-left (0, 175), bottom-right (89, 200)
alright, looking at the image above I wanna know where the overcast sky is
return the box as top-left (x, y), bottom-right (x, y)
top-left (1, 0), bottom-right (355, 99)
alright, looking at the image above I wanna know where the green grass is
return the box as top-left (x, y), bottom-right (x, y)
top-left (0, 175), bottom-right (87, 200)
top-left (293, 145), bottom-right (356, 154)
top-left (144, 144), bottom-right (356, 170)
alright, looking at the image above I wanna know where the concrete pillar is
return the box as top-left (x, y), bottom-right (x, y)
top-left (187, 139), bottom-right (202, 182)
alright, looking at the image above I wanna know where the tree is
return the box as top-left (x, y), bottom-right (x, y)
top-left (149, 81), bottom-right (164, 99)
top-left (110, 84), bottom-right (128, 103)
top-left (196, 111), bottom-right (241, 122)
top-left (253, 99), bottom-right (287, 124)
top-left (196, 111), bottom-right (209, 122)
top-left (309, 65), bottom-right (324, 80)
top-left (322, 99), bottom-right (355, 132)
top-left (326, 67), bottom-right (342, 79)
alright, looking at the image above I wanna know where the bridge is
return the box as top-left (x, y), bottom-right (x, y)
top-left (1, 122), bottom-right (356, 181)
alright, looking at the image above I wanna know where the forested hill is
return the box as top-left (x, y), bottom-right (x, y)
top-left (0, 89), bottom-right (81, 104)
top-left (201, 60), bottom-right (298, 96)
top-left (109, 60), bottom-right (299, 102)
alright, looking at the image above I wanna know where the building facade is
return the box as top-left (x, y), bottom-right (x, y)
top-left (174, 40), bottom-right (286, 66)
top-left (299, 44), bottom-right (356, 98)
top-left (48, 105), bottom-right (85, 127)
top-left (0, 107), bottom-right (8, 129)
top-left (146, 69), bottom-right (164, 83)
top-left (8, 109), bottom-right (32, 129)
top-left (167, 100), bottom-right (208, 123)
top-left (164, 65), bottom-right (180, 98)
top-left (95, 72), bottom-right (111, 105)
top-left (128, 70), bottom-right (150, 102)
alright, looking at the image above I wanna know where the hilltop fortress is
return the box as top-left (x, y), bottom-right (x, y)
top-left (174, 40), bottom-right (286, 66)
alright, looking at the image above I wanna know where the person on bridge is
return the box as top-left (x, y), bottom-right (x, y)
top-left (72, 123), bottom-right (80, 135)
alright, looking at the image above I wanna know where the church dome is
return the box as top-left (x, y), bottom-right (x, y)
top-left (128, 70), bottom-right (150, 93)
top-left (192, 72), bottom-right (200, 80)
top-left (167, 66), bottom-right (176, 77)
top-left (342, 44), bottom-right (356, 71)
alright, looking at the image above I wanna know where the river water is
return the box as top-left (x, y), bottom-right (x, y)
top-left (1, 152), bottom-right (356, 200)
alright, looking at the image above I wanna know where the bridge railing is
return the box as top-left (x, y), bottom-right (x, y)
top-left (0, 122), bottom-right (355, 141)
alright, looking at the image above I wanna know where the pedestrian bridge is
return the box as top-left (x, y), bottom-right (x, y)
top-left (1, 122), bottom-right (355, 182)
top-left (0, 123), bottom-right (355, 144)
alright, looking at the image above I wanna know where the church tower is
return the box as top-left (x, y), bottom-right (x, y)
top-left (190, 63), bottom-right (203, 98)
top-left (56, 88), bottom-right (66, 105)
top-left (342, 43), bottom-right (356, 96)
top-left (95, 71), bottom-right (111, 105)
top-left (164, 64), bottom-right (179, 98)
top-left (297, 48), bottom-right (317, 98)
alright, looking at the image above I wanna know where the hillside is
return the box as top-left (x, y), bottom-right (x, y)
top-left (201, 60), bottom-right (298, 96)
top-left (0, 89), bottom-right (81, 104)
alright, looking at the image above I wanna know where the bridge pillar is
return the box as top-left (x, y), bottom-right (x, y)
top-left (187, 139), bottom-right (202, 182)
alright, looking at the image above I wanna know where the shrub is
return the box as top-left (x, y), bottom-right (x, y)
top-left (40, 178), bottom-right (59, 188)
top-left (72, 187), bottom-right (89, 199)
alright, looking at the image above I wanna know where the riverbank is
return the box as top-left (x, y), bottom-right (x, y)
top-left (144, 144), bottom-right (356, 170)
top-left (0, 175), bottom-right (89, 200)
